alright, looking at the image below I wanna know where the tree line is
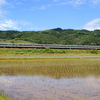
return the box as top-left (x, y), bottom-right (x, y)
top-left (0, 28), bottom-right (100, 45)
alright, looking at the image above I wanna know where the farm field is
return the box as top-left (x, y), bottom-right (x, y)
top-left (0, 0), bottom-right (100, 99)
top-left (0, 57), bottom-right (100, 100)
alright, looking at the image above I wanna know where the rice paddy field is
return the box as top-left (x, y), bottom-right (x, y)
top-left (0, 48), bottom-right (100, 100)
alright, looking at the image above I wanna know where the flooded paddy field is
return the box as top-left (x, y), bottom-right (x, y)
top-left (0, 58), bottom-right (100, 100)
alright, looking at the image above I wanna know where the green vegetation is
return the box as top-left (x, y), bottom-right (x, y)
top-left (0, 28), bottom-right (100, 45)
top-left (0, 48), bottom-right (100, 55)
top-left (0, 94), bottom-right (6, 100)
top-left (90, 49), bottom-right (98, 54)
top-left (0, 93), bottom-right (13, 100)
top-left (0, 58), bottom-right (100, 78)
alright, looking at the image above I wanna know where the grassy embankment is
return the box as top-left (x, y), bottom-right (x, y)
top-left (0, 48), bottom-right (100, 57)
top-left (0, 93), bottom-right (13, 100)
top-left (0, 94), bottom-right (7, 100)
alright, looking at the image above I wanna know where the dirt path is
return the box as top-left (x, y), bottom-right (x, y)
top-left (0, 55), bottom-right (100, 58)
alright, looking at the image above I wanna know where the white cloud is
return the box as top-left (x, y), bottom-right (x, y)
top-left (90, 0), bottom-right (100, 5)
top-left (31, 0), bottom-right (100, 10)
top-left (15, 2), bottom-right (23, 5)
top-left (82, 18), bottom-right (100, 30)
top-left (0, 19), bottom-right (32, 30)
top-left (52, 0), bottom-right (87, 7)
top-left (53, 0), bottom-right (59, 2)
top-left (0, 10), bottom-right (5, 18)
top-left (32, 0), bottom-right (41, 2)
top-left (0, 0), bottom-right (8, 6)
top-left (68, 0), bottom-right (86, 7)
top-left (0, 19), bottom-right (19, 30)
top-left (31, 0), bottom-right (86, 10)
top-left (55, 0), bottom-right (100, 7)
top-left (0, 0), bottom-right (11, 18)
top-left (32, 5), bottom-right (50, 10)
top-left (39, 5), bottom-right (46, 9)
top-left (0, 8), bottom-right (9, 18)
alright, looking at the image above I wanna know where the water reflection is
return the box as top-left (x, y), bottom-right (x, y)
top-left (0, 59), bottom-right (100, 100)
top-left (0, 75), bottom-right (100, 100)
top-left (88, 58), bottom-right (100, 60)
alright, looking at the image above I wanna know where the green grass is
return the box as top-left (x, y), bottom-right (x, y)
top-left (0, 48), bottom-right (100, 55)
top-left (0, 93), bottom-right (13, 100)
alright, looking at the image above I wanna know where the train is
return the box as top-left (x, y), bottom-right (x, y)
top-left (0, 43), bottom-right (100, 49)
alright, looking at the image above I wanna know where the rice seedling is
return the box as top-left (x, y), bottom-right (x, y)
top-left (0, 58), bottom-right (100, 78)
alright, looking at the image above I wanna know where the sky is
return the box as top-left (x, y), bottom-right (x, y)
top-left (0, 0), bottom-right (100, 31)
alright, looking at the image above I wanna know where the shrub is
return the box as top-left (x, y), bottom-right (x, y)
top-left (44, 47), bottom-right (54, 53)
top-left (90, 49), bottom-right (98, 54)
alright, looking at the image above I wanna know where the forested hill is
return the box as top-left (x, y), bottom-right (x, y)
top-left (0, 28), bottom-right (100, 45)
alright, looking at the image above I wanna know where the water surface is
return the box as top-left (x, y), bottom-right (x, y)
top-left (0, 75), bottom-right (100, 100)
top-left (0, 59), bottom-right (100, 100)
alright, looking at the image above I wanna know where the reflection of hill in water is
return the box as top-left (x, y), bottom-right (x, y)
top-left (0, 59), bottom-right (100, 79)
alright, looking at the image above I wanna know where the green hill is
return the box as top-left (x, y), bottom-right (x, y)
top-left (0, 28), bottom-right (100, 45)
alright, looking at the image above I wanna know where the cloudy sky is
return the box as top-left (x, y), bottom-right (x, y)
top-left (0, 0), bottom-right (100, 31)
